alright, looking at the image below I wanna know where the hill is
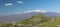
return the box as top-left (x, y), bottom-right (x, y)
top-left (0, 14), bottom-right (60, 27)
top-left (17, 14), bottom-right (50, 27)
top-left (16, 14), bottom-right (60, 27)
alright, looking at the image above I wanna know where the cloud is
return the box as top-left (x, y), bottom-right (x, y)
top-left (5, 3), bottom-right (13, 6)
top-left (24, 10), bottom-right (47, 13)
top-left (17, 1), bottom-right (24, 4)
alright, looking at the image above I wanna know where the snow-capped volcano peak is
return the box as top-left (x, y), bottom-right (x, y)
top-left (24, 10), bottom-right (47, 13)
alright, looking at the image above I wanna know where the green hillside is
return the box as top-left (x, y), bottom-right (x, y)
top-left (0, 14), bottom-right (60, 27)
top-left (16, 14), bottom-right (60, 27)
top-left (16, 14), bottom-right (48, 27)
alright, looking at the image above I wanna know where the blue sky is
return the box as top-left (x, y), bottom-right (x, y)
top-left (0, 0), bottom-right (60, 16)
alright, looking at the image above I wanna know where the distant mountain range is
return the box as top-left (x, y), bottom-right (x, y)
top-left (0, 10), bottom-right (60, 21)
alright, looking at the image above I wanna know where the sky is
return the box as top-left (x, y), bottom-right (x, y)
top-left (0, 0), bottom-right (60, 16)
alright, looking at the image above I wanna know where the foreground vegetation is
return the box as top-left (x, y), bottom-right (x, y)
top-left (0, 14), bottom-right (60, 27)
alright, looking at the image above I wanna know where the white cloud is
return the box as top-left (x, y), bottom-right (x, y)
top-left (24, 10), bottom-right (47, 13)
top-left (17, 1), bottom-right (24, 4)
top-left (5, 3), bottom-right (13, 6)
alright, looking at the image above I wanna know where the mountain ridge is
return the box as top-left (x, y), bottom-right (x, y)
top-left (0, 11), bottom-right (60, 21)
